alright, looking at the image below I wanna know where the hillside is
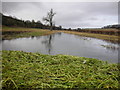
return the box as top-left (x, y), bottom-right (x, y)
top-left (1, 13), bottom-right (62, 30)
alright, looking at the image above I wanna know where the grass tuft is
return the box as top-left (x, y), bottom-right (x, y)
top-left (2, 50), bottom-right (119, 89)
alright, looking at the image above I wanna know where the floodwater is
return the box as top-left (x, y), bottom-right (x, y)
top-left (1, 32), bottom-right (119, 63)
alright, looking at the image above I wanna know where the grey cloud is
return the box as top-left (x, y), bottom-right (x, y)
top-left (2, 2), bottom-right (21, 13)
top-left (83, 2), bottom-right (118, 15)
top-left (2, 2), bottom-right (118, 28)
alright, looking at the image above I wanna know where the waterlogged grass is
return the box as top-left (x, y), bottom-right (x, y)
top-left (2, 50), bottom-right (119, 89)
top-left (2, 26), bottom-right (57, 40)
top-left (62, 31), bottom-right (119, 43)
top-left (2, 26), bottom-right (119, 44)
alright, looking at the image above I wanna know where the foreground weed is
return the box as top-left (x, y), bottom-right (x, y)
top-left (2, 50), bottom-right (119, 89)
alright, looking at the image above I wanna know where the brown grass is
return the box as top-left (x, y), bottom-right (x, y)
top-left (61, 30), bottom-right (119, 43)
top-left (77, 28), bottom-right (120, 36)
top-left (2, 26), bottom-right (119, 43)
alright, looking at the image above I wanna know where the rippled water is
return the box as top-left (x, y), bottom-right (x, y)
top-left (1, 32), bottom-right (119, 63)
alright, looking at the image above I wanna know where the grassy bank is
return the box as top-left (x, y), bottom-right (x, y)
top-left (62, 30), bottom-right (119, 43)
top-left (2, 26), bottom-right (57, 40)
top-left (2, 26), bottom-right (120, 43)
top-left (2, 50), bottom-right (119, 89)
top-left (77, 28), bottom-right (120, 36)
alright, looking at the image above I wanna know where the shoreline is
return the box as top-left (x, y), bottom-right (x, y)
top-left (2, 26), bottom-right (119, 44)
top-left (61, 31), bottom-right (119, 44)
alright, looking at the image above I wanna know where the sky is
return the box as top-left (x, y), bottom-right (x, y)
top-left (2, 1), bottom-right (118, 28)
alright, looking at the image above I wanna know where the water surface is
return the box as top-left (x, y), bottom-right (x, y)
top-left (1, 32), bottom-right (119, 63)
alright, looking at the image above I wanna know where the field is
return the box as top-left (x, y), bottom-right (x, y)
top-left (1, 26), bottom-right (119, 89)
top-left (77, 28), bottom-right (120, 35)
top-left (2, 26), bottom-right (119, 43)
top-left (2, 50), bottom-right (119, 89)
top-left (62, 30), bottom-right (119, 43)
top-left (1, 26), bottom-right (58, 40)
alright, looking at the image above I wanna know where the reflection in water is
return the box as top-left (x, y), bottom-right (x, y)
top-left (1, 32), bottom-right (118, 63)
top-left (41, 33), bottom-right (62, 54)
top-left (74, 35), bottom-right (91, 41)
top-left (42, 35), bottom-right (53, 54)
top-left (48, 35), bottom-right (52, 54)
top-left (74, 34), bottom-right (119, 52)
top-left (101, 44), bottom-right (119, 52)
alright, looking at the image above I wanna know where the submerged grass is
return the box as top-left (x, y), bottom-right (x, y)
top-left (2, 26), bottom-right (57, 40)
top-left (62, 31), bottom-right (120, 43)
top-left (2, 50), bottom-right (119, 89)
top-left (2, 26), bottom-right (120, 44)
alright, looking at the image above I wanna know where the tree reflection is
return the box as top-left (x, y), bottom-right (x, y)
top-left (42, 34), bottom-right (54, 54)
top-left (48, 35), bottom-right (52, 54)
top-left (41, 32), bottom-right (62, 54)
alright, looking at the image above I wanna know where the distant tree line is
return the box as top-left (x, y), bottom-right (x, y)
top-left (102, 24), bottom-right (120, 29)
top-left (1, 13), bottom-right (62, 30)
top-left (1, 13), bottom-right (120, 36)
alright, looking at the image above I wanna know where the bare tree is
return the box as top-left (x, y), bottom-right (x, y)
top-left (43, 9), bottom-right (56, 31)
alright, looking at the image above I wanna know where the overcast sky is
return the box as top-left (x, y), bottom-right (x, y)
top-left (2, 2), bottom-right (118, 28)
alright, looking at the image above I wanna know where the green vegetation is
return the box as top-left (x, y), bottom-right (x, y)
top-left (2, 26), bottom-right (57, 40)
top-left (2, 50), bottom-right (119, 89)
top-left (2, 13), bottom-right (62, 30)
top-left (2, 26), bottom-right (120, 44)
